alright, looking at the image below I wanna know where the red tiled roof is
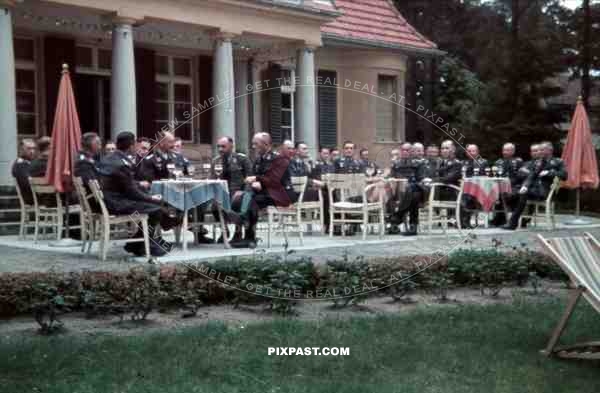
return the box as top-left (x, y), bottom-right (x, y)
top-left (321, 0), bottom-right (437, 51)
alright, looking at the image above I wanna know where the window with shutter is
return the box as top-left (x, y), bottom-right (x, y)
top-left (317, 70), bottom-right (337, 148)
top-left (376, 75), bottom-right (397, 142)
top-left (268, 63), bottom-right (282, 144)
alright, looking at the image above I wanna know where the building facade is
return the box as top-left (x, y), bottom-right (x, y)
top-left (0, 0), bottom-right (439, 185)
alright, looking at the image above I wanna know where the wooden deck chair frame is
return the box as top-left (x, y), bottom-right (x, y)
top-left (419, 182), bottom-right (463, 234)
top-left (29, 177), bottom-right (63, 242)
top-left (266, 176), bottom-right (323, 248)
top-left (88, 179), bottom-right (150, 261)
top-left (14, 180), bottom-right (35, 239)
top-left (537, 232), bottom-right (600, 360)
top-left (72, 177), bottom-right (101, 254)
top-left (519, 177), bottom-right (560, 230)
top-left (325, 173), bottom-right (385, 240)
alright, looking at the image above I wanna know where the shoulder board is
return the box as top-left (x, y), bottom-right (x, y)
top-left (145, 154), bottom-right (154, 160)
top-left (79, 154), bottom-right (85, 160)
top-left (121, 158), bottom-right (132, 167)
top-left (16, 158), bottom-right (24, 164)
top-left (236, 152), bottom-right (247, 157)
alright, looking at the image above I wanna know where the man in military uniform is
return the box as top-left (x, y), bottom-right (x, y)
top-left (310, 147), bottom-right (335, 233)
top-left (98, 132), bottom-right (178, 256)
top-left (311, 147), bottom-right (334, 179)
top-left (423, 145), bottom-right (441, 178)
top-left (74, 132), bottom-right (101, 188)
top-left (330, 148), bottom-right (340, 162)
top-left (358, 148), bottom-right (378, 176)
top-left (411, 143), bottom-right (425, 160)
top-left (434, 140), bottom-right (462, 186)
top-left (289, 141), bottom-right (314, 177)
top-left (230, 132), bottom-right (296, 247)
top-left (12, 139), bottom-right (36, 205)
top-left (211, 136), bottom-right (252, 242)
top-left (334, 141), bottom-right (362, 174)
top-left (503, 142), bottom-right (567, 230)
top-left (30, 136), bottom-right (51, 177)
top-left (134, 137), bottom-right (152, 164)
top-left (389, 143), bottom-right (426, 235)
top-left (136, 131), bottom-right (176, 182)
top-left (460, 144), bottom-right (489, 228)
top-left (280, 139), bottom-right (295, 160)
top-left (490, 143), bottom-right (524, 226)
top-left (171, 138), bottom-right (194, 176)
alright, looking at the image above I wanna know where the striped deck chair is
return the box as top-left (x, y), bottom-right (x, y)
top-left (537, 233), bottom-right (600, 360)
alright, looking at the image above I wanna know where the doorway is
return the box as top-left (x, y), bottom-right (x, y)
top-left (75, 74), bottom-right (111, 141)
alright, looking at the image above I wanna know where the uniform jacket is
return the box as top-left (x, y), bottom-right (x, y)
top-left (334, 156), bottom-right (362, 174)
top-left (462, 158), bottom-right (489, 177)
top-left (253, 150), bottom-right (295, 207)
top-left (311, 160), bottom-right (335, 179)
top-left (211, 152), bottom-right (253, 194)
top-left (435, 158), bottom-right (462, 185)
top-left (518, 157), bottom-right (568, 198)
top-left (74, 150), bottom-right (99, 187)
top-left (12, 157), bottom-right (33, 205)
top-left (358, 159), bottom-right (379, 175)
top-left (391, 158), bottom-right (425, 191)
top-left (98, 150), bottom-right (159, 207)
top-left (494, 157), bottom-right (524, 186)
top-left (425, 157), bottom-right (442, 179)
top-left (30, 155), bottom-right (48, 178)
top-left (136, 149), bottom-right (173, 182)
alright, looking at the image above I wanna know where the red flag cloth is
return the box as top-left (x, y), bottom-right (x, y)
top-left (45, 64), bottom-right (82, 193)
top-left (561, 99), bottom-right (599, 190)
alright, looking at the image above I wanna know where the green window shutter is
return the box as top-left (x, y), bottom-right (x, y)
top-left (268, 63), bottom-right (282, 144)
top-left (318, 70), bottom-right (337, 148)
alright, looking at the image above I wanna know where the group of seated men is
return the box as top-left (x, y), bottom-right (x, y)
top-left (11, 129), bottom-right (568, 256)
top-left (264, 138), bottom-right (567, 236)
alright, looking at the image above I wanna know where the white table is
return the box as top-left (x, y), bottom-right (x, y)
top-left (151, 179), bottom-right (231, 251)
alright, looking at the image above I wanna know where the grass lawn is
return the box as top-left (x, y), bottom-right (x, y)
top-left (2, 297), bottom-right (600, 393)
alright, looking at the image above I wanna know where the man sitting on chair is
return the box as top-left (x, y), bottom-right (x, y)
top-left (211, 136), bottom-right (252, 243)
top-left (98, 131), bottom-right (175, 256)
top-left (12, 138), bottom-right (36, 205)
top-left (502, 142), bottom-right (567, 230)
top-left (230, 132), bottom-right (297, 248)
top-left (389, 143), bottom-right (426, 236)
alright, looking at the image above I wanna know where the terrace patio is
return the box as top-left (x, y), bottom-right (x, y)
top-left (2, 213), bottom-right (600, 274)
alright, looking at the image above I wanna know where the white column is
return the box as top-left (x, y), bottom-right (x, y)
top-left (234, 59), bottom-right (250, 153)
top-left (296, 46), bottom-right (318, 159)
top-left (110, 18), bottom-right (137, 139)
top-left (250, 58), bottom-right (263, 133)
top-left (0, 1), bottom-right (17, 186)
top-left (212, 32), bottom-right (236, 145)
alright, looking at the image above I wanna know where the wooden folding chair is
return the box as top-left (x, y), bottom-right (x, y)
top-left (88, 179), bottom-right (150, 261)
top-left (265, 176), bottom-right (323, 247)
top-left (520, 177), bottom-right (560, 230)
top-left (14, 181), bottom-right (35, 239)
top-left (420, 181), bottom-right (463, 234)
top-left (325, 173), bottom-right (385, 240)
top-left (72, 177), bottom-right (100, 254)
top-left (537, 233), bottom-right (600, 360)
top-left (29, 177), bottom-right (63, 242)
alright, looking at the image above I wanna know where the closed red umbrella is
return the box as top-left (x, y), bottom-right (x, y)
top-left (561, 96), bottom-right (599, 220)
top-left (45, 64), bottom-right (82, 242)
top-left (45, 63), bottom-right (82, 192)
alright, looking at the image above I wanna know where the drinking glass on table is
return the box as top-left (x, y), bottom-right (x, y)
top-left (491, 166), bottom-right (498, 177)
top-left (214, 163), bottom-right (224, 178)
